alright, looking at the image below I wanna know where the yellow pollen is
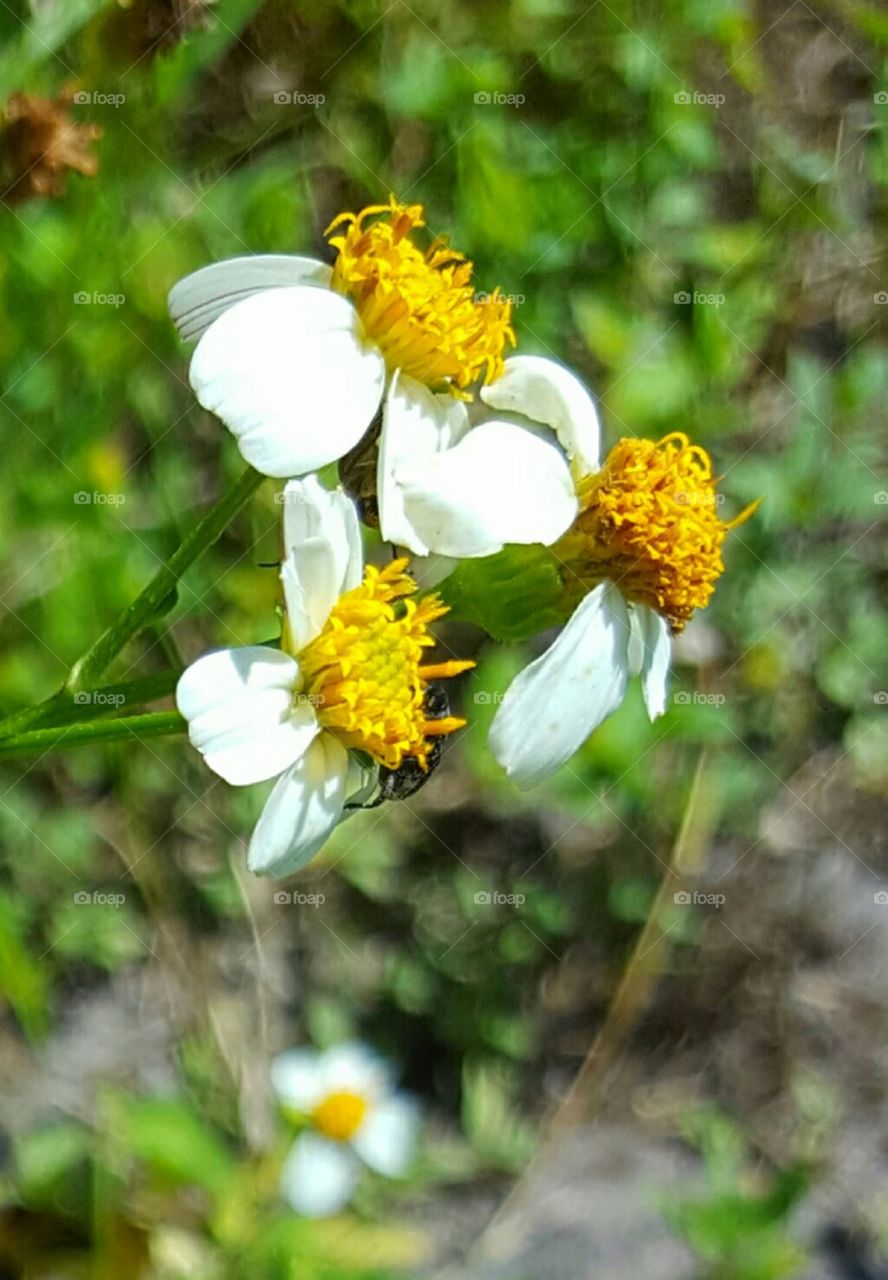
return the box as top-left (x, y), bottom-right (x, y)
top-left (298, 558), bottom-right (474, 770)
top-left (555, 432), bottom-right (760, 633)
top-left (326, 195), bottom-right (515, 395)
top-left (311, 1090), bottom-right (368, 1143)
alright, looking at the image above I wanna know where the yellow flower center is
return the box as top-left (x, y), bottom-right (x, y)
top-left (555, 432), bottom-right (759, 633)
top-left (298, 559), bottom-right (474, 770)
top-left (326, 196), bottom-right (515, 395)
top-left (311, 1090), bottom-right (368, 1143)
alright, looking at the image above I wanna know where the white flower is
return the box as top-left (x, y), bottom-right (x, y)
top-left (271, 1042), bottom-right (419, 1218)
top-left (168, 198), bottom-right (578, 558)
top-left (175, 475), bottom-right (473, 875)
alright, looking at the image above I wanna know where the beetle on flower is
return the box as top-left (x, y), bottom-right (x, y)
top-left (271, 1042), bottom-right (419, 1218)
top-left (482, 358), bottom-right (759, 787)
top-left (175, 475), bottom-right (474, 876)
top-left (168, 196), bottom-right (579, 558)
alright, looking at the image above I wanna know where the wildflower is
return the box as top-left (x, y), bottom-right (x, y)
top-left (484, 360), bottom-right (758, 787)
top-left (168, 198), bottom-right (577, 556)
top-left (272, 1042), bottom-right (419, 1218)
top-left (2, 91), bottom-right (101, 202)
top-left (175, 475), bottom-right (473, 874)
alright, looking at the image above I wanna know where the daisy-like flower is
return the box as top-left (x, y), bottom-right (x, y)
top-left (483, 359), bottom-right (759, 787)
top-left (168, 197), bottom-right (578, 558)
top-left (175, 476), bottom-right (473, 876)
top-left (271, 1042), bottom-right (419, 1218)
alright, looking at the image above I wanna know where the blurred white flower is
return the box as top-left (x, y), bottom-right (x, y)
top-left (271, 1042), bottom-right (419, 1218)
top-left (168, 198), bottom-right (577, 557)
top-left (175, 475), bottom-right (473, 876)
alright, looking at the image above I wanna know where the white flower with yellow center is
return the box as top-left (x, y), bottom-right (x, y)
top-left (168, 197), bottom-right (579, 558)
top-left (271, 1042), bottom-right (419, 1218)
top-left (482, 360), bottom-right (759, 787)
top-left (175, 476), bottom-right (473, 875)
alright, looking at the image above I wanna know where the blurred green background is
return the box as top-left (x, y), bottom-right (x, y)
top-left (0, 1), bottom-right (886, 1277)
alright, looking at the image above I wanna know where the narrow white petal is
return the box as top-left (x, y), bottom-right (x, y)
top-left (635, 605), bottom-right (672, 719)
top-left (280, 476), bottom-right (364, 651)
top-left (480, 354), bottom-right (601, 475)
top-left (395, 420), bottom-right (577, 558)
top-left (489, 583), bottom-right (631, 787)
top-left (352, 1096), bottom-right (420, 1177)
top-left (247, 735), bottom-right (350, 877)
top-left (270, 1050), bottom-right (324, 1112)
top-left (168, 255), bottom-right (333, 343)
top-left (190, 286), bottom-right (385, 477)
top-left (377, 372), bottom-right (470, 555)
top-left (279, 1132), bottom-right (361, 1218)
top-left (176, 647), bottom-right (317, 785)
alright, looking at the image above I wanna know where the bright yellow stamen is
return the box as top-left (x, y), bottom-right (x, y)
top-left (311, 1090), bottom-right (368, 1143)
top-left (298, 558), bottom-right (474, 770)
top-left (326, 195), bottom-right (515, 395)
top-left (556, 433), bottom-right (760, 633)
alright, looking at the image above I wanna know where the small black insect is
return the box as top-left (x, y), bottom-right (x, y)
top-left (347, 684), bottom-right (450, 810)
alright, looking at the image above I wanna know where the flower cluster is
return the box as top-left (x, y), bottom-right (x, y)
top-left (171, 195), bottom-right (756, 868)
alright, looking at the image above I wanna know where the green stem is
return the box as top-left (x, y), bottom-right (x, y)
top-left (0, 712), bottom-right (185, 761)
top-left (67, 464), bottom-right (264, 694)
top-left (0, 670), bottom-right (181, 740)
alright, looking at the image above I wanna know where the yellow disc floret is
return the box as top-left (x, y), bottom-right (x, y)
top-left (326, 195), bottom-right (515, 395)
top-left (311, 1090), bottom-right (368, 1143)
top-left (299, 559), bottom-right (474, 770)
top-left (556, 433), bottom-right (759, 633)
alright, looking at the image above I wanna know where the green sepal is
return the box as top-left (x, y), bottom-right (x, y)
top-left (438, 545), bottom-right (569, 641)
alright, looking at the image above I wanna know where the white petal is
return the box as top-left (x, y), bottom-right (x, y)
top-left (352, 1096), bottom-right (420, 1177)
top-left (280, 476), bottom-right (364, 651)
top-left (395, 420), bottom-right (577, 558)
top-left (279, 1132), bottom-right (361, 1218)
top-left (176, 647), bottom-right (317, 785)
top-left (247, 734), bottom-right (350, 877)
top-left (480, 354), bottom-right (601, 475)
top-left (489, 583), bottom-right (631, 788)
top-left (635, 605), bottom-right (672, 719)
top-left (318, 1042), bottom-right (393, 1100)
top-left (169, 255), bottom-right (333, 343)
top-left (189, 286), bottom-right (386, 477)
top-left (270, 1049), bottom-right (324, 1112)
top-left (377, 372), bottom-right (470, 555)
